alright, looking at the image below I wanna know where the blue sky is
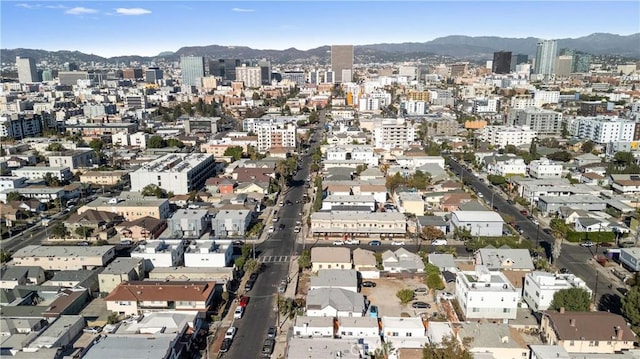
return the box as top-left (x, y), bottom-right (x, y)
top-left (2, 1), bottom-right (639, 57)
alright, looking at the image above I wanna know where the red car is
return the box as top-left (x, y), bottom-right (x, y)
top-left (519, 210), bottom-right (528, 216)
top-left (238, 295), bottom-right (249, 308)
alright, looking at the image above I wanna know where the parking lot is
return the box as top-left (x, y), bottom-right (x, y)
top-left (360, 276), bottom-right (440, 318)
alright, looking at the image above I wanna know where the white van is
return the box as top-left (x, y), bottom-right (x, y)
top-left (432, 239), bottom-right (448, 246)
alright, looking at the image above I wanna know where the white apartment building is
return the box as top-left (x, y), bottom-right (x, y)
top-left (528, 158), bottom-right (563, 179)
top-left (373, 118), bottom-right (416, 149)
top-left (509, 108), bottom-right (563, 135)
top-left (183, 240), bottom-right (234, 268)
top-left (255, 122), bottom-right (296, 152)
top-left (574, 116), bottom-right (636, 144)
top-left (0, 176), bottom-right (27, 191)
top-left (491, 157), bottom-right (527, 176)
top-left (12, 166), bottom-right (73, 182)
top-left (533, 90), bottom-right (560, 106)
top-left (478, 125), bottom-right (537, 148)
top-left (324, 145), bottom-right (379, 167)
top-left (112, 131), bottom-right (149, 148)
top-left (321, 194), bottom-right (376, 211)
top-left (130, 153), bottom-right (216, 195)
top-left (235, 65), bottom-right (262, 88)
top-left (455, 265), bottom-right (520, 320)
top-left (473, 97), bottom-right (499, 113)
top-left (130, 239), bottom-right (185, 272)
top-left (523, 271), bottom-right (591, 311)
top-left (510, 97), bottom-right (537, 110)
top-left (401, 100), bottom-right (427, 115)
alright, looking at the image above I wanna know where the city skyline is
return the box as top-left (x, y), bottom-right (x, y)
top-left (2, 1), bottom-right (639, 58)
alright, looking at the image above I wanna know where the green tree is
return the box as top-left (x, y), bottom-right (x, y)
top-left (89, 138), bottom-right (104, 153)
top-left (529, 138), bottom-right (538, 157)
top-left (622, 286), bottom-right (640, 334)
top-left (0, 250), bottom-right (11, 264)
top-left (166, 138), bottom-right (185, 148)
top-left (46, 143), bottom-right (66, 152)
top-left (581, 140), bottom-right (595, 153)
top-left (147, 135), bottom-right (166, 148)
top-left (547, 151), bottom-right (572, 162)
top-left (224, 146), bottom-right (244, 161)
top-left (549, 288), bottom-right (591, 312)
top-left (426, 273), bottom-right (445, 290)
top-left (141, 184), bottom-right (168, 198)
top-left (487, 174), bottom-right (507, 186)
top-left (396, 289), bottom-right (415, 304)
top-left (74, 226), bottom-right (94, 238)
top-left (422, 334), bottom-right (473, 359)
top-left (43, 173), bottom-right (61, 187)
top-left (298, 250), bottom-right (311, 269)
top-left (244, 259), bottom-right (261, 273)
top-left (6, 191), bottom-right (22, 202)
top-left (234, 256), bottom-right (246, 270)
top-left (51, 223), bottom-right (69, 238)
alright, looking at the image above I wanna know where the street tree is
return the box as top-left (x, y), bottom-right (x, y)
top-left (89, 138), bottom-right (104, 152)
top-left (421, 226), bottom-right (445, 242)
top-left (6, 192), bottom-right (22, 202)
top-left (223, 146), bottom-right (244, 161)
top-left (298, 250), bottom-right (311, 270)
top-left (147, 135), bottom-right (165, 148)
top-left (51, 223), bottom-right (70, 238)
top-left (581, 140), bottom-right (595, 153)
top-left (622, 286), bottom-right (640, 334)
top-left (549, 287), bottom-right (591, 312)
top-left (422, 334), bottom-right (473, 359)
top-left (141, 184), bottom-right (168, 198)
top-left (75, 226), bottom-right (94, 239)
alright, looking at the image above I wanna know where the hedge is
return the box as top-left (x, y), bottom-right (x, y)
top-left (565, 230), bottom-right (615, 243)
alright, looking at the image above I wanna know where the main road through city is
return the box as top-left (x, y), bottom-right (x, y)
top-left (446, 157), bottom-right (617, 302)
top-left (222, 117), bottom-right (324, 358)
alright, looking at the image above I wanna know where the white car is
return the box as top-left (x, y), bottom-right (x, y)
top-left (294, 226), bottom-right (301, 233)
top-left (225, 326), bottom-right (237, 339)
top-left (332, 240), bottom-right (345, 246)
top-left (439, 292), bottom-right (455, 300)
top-left (391, 241), bottom-right (405, 246)
top-left (345, 239), bottom-right (360, 245)
top-left (267, 225), bottom-right (275, 233)
top-left (273, 217), bottom-right (279, 222)
top-left (233, 307), bottom-right (244, 319)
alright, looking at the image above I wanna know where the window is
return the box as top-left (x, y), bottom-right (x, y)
top-left (406, 332), bottom-right (412, 337)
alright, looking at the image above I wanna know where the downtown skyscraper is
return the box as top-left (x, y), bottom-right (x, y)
top-left (180, 56), bottom-right (205, 87)
top-left (534, 39), bottom-right (558, 77)
top-left (331, 45), bottom-right (354, 83)
top-left (16, 56), bottom-right (39, 83)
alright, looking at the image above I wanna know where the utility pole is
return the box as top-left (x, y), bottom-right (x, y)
top-left (592, 270), bottom-right (599, 306)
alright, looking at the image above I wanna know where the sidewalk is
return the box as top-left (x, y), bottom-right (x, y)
top-left (270, 256), bottom-right (300, 359)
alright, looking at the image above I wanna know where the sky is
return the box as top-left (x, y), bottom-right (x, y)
top-left (2, 1), bottom-right (639, 58)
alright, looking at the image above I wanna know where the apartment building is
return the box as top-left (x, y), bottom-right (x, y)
top-left (80, 171), bottom-right (130, 186)
top-left (509, 108), bottom-right (563, 135)
top-left (373, 118), bottom-right (416, 149)
top-left (310, 212), bottom-right (406, 238)
top-left (48, 149), bottom-right (95, 170)
top-left (455, 265), bottom-right (520, 320)
top-left (12, 166), bottom-right (73, 182)
top-left (255, 122), bottom-right (297, 152)
top-left (183, 240), bottom-right (234, 267)
top-left (130, 153), bottom-right (216, 195)
top-left (235, 65), bottom-right (262, 88)
top-left (79, 194), bottom-right (171, 221)
top-left (528, 158), bottom-right (563, 179)
top-left (0, 114), bottom-right (45, 139)
top-left (477, 125), bottom-right (537, 148)
top-left (573, 116), bottom-right (636, 144)
top-left (523, 271), bottom-right (591, 311)
top-left (130, 239), bottom-right (185, 271)
top-left (11, 245), bottom-right (116, 270)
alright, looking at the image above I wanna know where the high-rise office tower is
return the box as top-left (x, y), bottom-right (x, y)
top-left (573, 53), bottom-right (592, 73)
top-left (555, 55), bottom-right (573, 76)
top-left (180, 56), bottom-right (205, 86)
top-left (258, 60), bottom-right (271, 85)
top-left (235, 64), bottom-right (262, 88)
top-left (213, 59), bottom-right (241, 81)
top-left (534, 39), bottom-right (558, 77)
top-left (510, 54), bottom-right (528, 72)
top-left (16, 56), bottom-right (39, 83)
top-left (331, 45), bottom-right (354, 83)
top-left (145, 67), bottom-right (163, 84)
top-left (492, 51), bottom-right (512, 74)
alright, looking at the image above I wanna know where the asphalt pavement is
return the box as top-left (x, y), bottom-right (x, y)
top-left (222, 118), bottom-right (323, 359)
top-left (447, 158), bottom-right (618, 303)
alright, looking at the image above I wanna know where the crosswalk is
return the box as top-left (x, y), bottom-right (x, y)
top-left (260, 255), bottom-right (291, 263)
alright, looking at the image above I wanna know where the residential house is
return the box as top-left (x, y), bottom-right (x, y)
top-left (130, 240), bottom-right (185, 272)
top-left (537, 195), bottom-right (608, 216)
top-left (574, 153), bottom-right (601, 167)
top-left (358, 167), bottom-right (385, 181)
top-left (529, 345), bottom-right (571, 359)
top-left (322, 194), bottom-right (376, 212)
top-left (310, 247), bottom-right (352, 272)
top-left (45, 270), bottom-right (99, 292)
top-left (65, 209), bottom-right (122, 237)
top-left (441, 192), bottom-right (473, 212)
top-left (558, 207), bottom-right (591, 224)
top-left (26, 315), bottom-right (84, 351)
top-left (428, 254), bottom-right (457, 273)
top-left (358, 183), bottom-right (387, 204)
top-left (455, 265), bottom-right (520, 320)
top-left (211, 208), bottom-right (252, 238)
top-left (541, 311), bottom-right (636, 353)
top-left (105, 281), bottom-right (218, 316)
top-left (381, 317), bottom-right (428, 349)
top-left (292, 316), bottom-right (334, 337)
top-left (167, 209), bottom-right (211, 238)
top-left (47, 149), bottom-right (95, 171)
top-left (580, 172), bottom-right (606, 186)
top-left (80, 194), bottom-right (171, 221)
top-left (306, 288), bottom-right (365, 317)
top-left (205, 177), bottom-right (236, 194)
top-left (309, 269), bottom-right (358, 293)
top-left (80, 171), bottom-right (129, 186)
top-left (523, 271), bottom-right (592, 311)
top-left (0, 266), bottom-right (45, 289)
top-left (574, 217), bottom-right (609, 232)
top-left (381, 248), bottom-right (425, 273)
top-left (611, 174), bottom-right (640, 194)
top-left (183, 240), bottom-right (233, 267)
top-left (11, 245), bottom-right (115, 271)
top-left (98, 258), bottom-right (144, 295)
top-left (451, 211), bottom-right (505, 237)
top-left (484, 155), bottom-right (527, 176)
top-left (235, 181), bottom-right (268, 195)
top-left (416, 215), bottom-right (448, 234)
top-left (475, 248), bottom-right (534, 271)
top-left (353, 248), bottom-right (379, 279)
top-left (426, 322), bottom-right (455, 346)
top-left (456, 322), bottom-right (533, 359)
top-left (337, 316), bottom-right (379, 338)
top-left (397, 192), bottom-right (424, 216)
top-left (116, 216), bottom-right (167, 241)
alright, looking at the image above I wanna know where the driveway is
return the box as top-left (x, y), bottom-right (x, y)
top-left (360, 276), bottom-right (437, 318)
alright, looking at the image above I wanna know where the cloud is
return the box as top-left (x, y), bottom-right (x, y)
top-left (44, 5), bottom-right (68, 9)
top-left (232, 7), bottom-right (255, 13)
top-left (115, 7), bottom-right (151, 15)
top-left (16, 3), bottom-right (38, 9)
top-left (65, 7), bottom-right (98, 15)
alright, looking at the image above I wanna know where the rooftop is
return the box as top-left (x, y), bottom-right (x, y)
top-left (12, 245), bottom-right (114, 259)
top-left (134, 153), bottom-right (213, 174)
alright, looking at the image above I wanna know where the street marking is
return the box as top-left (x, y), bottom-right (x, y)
top-left (259, 255), bottom-right (291, 263)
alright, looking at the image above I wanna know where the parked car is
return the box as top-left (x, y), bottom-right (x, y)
top-left (225, 327), bottom-right (237, 340)
top-left (439, 292), bottom-right (455, 300)
top-left (238, 295), bottom-right (249, 308)
top-left (559, 268), bottom-right (569, 274)
top-left (520, 210), bottom-right (528, 216)
top-left (580, 241), bottom-right (595, 247)
top-left (391, 241), bottom-right (405, 246)
top-left (267, 326), bottom-right (277, 339)
top-left (413, 287), bottom-right (428, 295)
top-left (506, 199), bottom-right (515, 205)
top-left (262, 338), bottom-right (275, 355)
top-left (278, 279), bottom-right (288, 293)
top-left (432, 239), bottom-right (447, 246)
top-left (233, 307), bottom-right (244, 319)
top-left (245, 281), bottom-right (255, 291)
top-left (597, 242), bottom-right (613, 247)
top-left (267, 225), bottom-right (275, 233)
top-left (369, 240), bottom-right (382, 246)
top-left (345, 239), bottom-right (360, 245)
top-left (83, 326), bottom-right (102, 334)
top-left (220, 338), bottom-right (232, 353)
top-left (332, 240), bottom-right (345, 246)
top-left (294, 226), bottom-right (301, 233)
top-left (369, 305), bottom-right (379, 318)
top-left (361, 281), bottom-right (376, 288)
top-left (412, 301), bottom-right (431, 309)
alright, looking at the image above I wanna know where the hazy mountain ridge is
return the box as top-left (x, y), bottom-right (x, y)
top-left (2, 33), bottom-right (638, 65)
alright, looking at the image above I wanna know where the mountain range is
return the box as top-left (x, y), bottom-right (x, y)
top-left (2, 33), bottom-right (638, 65)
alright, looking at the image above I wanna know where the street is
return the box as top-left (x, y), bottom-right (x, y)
top-left (447, 158), bottom-right (618, 302)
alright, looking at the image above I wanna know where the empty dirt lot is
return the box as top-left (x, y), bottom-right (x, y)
top-left (360, 276), bottom-right (440, 318)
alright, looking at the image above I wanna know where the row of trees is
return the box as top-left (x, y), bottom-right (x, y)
top-left (385, 170), bottom-right (432, 193)
top-left (147, 135), bottom-right (185, 149)
top-left (223, 145), bottom-right (265, 162)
